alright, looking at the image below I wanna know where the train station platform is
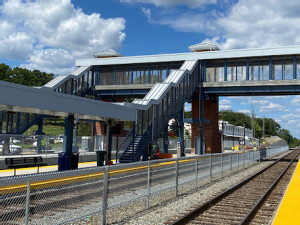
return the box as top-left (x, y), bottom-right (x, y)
top-left (0, 160), bottom-right (99, 177)
top-left (272, 159), bottom-right (300, 225)
top-left (0, 153), bottom-right (182, 177)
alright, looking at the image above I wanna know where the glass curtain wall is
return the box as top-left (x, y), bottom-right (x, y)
top-left (132, 64), bottom-right (149, 84)
top-left (205, 55), bottom-right (299, 83)
top-left (116, 65), bottom-right (130, 85)
top-left (99, 66), bottom-right (114, 85)
top-left (95, 61), bottom-right (184, 86)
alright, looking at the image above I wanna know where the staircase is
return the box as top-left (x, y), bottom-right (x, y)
top-left (119, 125), bottom-right (152, 163)
top-left (119, 60), bottom-right (199, 163)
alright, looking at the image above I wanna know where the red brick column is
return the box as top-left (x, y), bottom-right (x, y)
top-left (191, 94), bottom-right (221, 154)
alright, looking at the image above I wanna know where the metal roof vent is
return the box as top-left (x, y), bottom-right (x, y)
top-left (188, 42), bottom-right (220, 52)
top-left (93, 49), bottom-right (123, 58)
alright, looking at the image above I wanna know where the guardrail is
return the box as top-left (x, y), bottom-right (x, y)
top-left (0, 146), bottom-right (289, 225)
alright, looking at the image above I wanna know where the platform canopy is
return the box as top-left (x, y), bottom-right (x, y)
top-left (0, 81), bottom-right (136, 121)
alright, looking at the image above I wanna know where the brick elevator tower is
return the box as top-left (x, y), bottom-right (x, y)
top-left (189, 42), bottom-right (222, 154)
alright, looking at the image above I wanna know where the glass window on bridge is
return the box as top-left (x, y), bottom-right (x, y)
top-left (204, 55), bottom-right (300, 83)
top-left (116, 65), bottom-right (131, 85)
top-left (132, 64), bottom-right (149, 84)
top-left (99, 66), bottom-right (114, 85)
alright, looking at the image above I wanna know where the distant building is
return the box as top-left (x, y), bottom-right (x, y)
top-left (219, 120), bottom-right (259, 151)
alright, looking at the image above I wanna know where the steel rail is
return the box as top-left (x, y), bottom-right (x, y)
top-left (168, 150), bottom-right (296, 225)
top-left (239, 150), bottom-right (299, 225)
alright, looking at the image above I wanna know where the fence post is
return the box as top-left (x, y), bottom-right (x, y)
top-left (25, 181), bottom-right (31, 225)
top-left (102, 166), bottom-right (109, 225)
top-left (175, 158), bottom-right (179, 197)
top-left (230, 153), bottom-right (232, 173)
top-left (209, 154), bottom-right (212, 184)
top-left (195, 158), bottom-right (198, 188)
top-left (147, 161), bottom-right (150, 208)
top-left (221, 154), bottom-right (223, 175)
top-left (243, 151), bottom-right (245, 171)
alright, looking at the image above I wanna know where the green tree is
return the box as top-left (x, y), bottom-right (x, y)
top-left (32, 70), bottom-right (54, 86)
top-left (185, 129), bottom-right (191, 139)
top-left (170, 118), bottom-right (179, 137)
top-left (184, 111), bottom-right (192, 118)
top-left (11, 67), bottom-right (35, 86)
top-left (0, 63), bottom-right (54, 86)
top-left (277, 129), bottom-right (294, 145)
top-left (219, 110), bottom-right (252, 129)
top-left (0, 63), bottom-right (12, 81)
top-left (78, 121), bottom-right (93, 136)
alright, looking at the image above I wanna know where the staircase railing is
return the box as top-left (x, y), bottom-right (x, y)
top-left (120, 60), bottom-right (199, 162)
top-left (118, 126), bottom-right (135, 154)
top-left (119, 124), bottom-right (152, 163)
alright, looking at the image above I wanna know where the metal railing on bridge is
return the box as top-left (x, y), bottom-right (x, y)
top-left (119, 60), bottom-right (199, 162)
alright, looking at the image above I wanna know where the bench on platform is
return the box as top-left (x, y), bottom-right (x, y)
top-left (5, 156), bottom-right (47, 175)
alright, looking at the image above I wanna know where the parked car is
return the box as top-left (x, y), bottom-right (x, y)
top-left (23, 136), bottom-right (36, 144)
top-left (53, 136), bottom-right (64, 144)
top-left (32, 138), bottom-right (52, 150)
top-left (0, 144), bottom-right (22, 155)
top-left (10, 137), bottom-right (21, 144)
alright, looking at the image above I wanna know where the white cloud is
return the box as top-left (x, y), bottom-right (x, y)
top-left (238, 109), bottom-right (250, 115)
top-left (259, 102), bottom-right (282, 113)
top-left (281, 113), bottom-right (295, 120)
top-left (250, 99), bottom-right (270, 106)
top-left (288, 119), bottom-right (298, 125)
top-left (0, 0), bottom-right (126, 74)
top-left (184, 103), bottom-right (192, 111)
top-left (219, 105), bottom-right (231, 110)
top-left (219, 99), bottom-right (231, 105)
top-left (275, 119), bottom-right (281, 124)
top-left (141, 7), bottom-right (152, 22)
top-left (290, 96), bottom-right (300, 106)
top-left (215, 0), bottom-right (300, 49)
top-left (121, 0), bottom-right (217, 8)
top-left (219, 99), bottom-right (232, 110)
top-left (20, 48), bottom-right (75, 75)
top-left (133, 0), bottom-right (300, 49)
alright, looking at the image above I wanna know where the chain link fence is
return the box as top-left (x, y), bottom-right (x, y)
top-left (0, 146), bottom-right (289, 225)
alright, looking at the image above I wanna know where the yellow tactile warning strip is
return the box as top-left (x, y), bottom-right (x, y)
top-left (272, 160), bottom-right (300, 225)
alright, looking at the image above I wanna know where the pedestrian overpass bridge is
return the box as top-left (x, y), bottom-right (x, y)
top-left (1, 44), bottom-right (300, 163)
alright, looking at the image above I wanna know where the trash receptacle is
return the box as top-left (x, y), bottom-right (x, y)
top-left (58, 152), bottom-right (70, 171)
top-left (71, 152), bottom-right (79, 169)
top-left (96, 151), bottom-right (106, 166)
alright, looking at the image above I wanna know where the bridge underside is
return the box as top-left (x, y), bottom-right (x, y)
top-left (203, 80), bottom-right (300, 96)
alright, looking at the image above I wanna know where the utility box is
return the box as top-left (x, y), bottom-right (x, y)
top-left (177, 142), bottom-right (181, 158)
top-left (81, 136), bottom-right (91, 151)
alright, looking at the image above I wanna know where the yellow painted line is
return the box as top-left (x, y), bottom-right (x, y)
top-left (0, 165), bottom-right (58, 173)
top-left (0, 157), bottom-right (200, 194)
top-left (272, 160), bottom-right (300, 225)
top-left (0, 160), bottom-right (108, 173)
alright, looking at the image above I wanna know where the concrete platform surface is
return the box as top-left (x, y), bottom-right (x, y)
top-left (272, 159), bottom-right (300, 225)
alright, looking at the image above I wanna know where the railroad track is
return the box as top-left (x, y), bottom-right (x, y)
top-left (167, 150), bottom-right (299, 225)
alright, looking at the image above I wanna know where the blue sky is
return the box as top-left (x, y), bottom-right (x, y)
top-left (1, 0), bottom-right (300, 138)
